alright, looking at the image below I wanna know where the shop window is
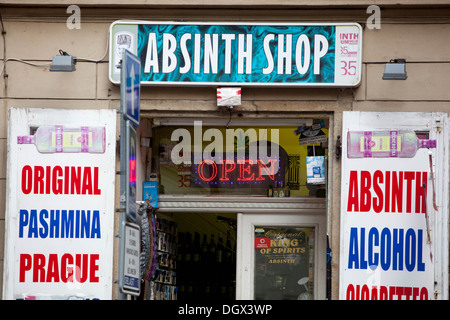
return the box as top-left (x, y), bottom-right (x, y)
top-left (151, 119), bottom-right (328, 197)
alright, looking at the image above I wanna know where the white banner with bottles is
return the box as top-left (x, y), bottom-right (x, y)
top-left (339, 111), bottom-right (449, 300)
top-left (3, 108), bottom-right (116, 300)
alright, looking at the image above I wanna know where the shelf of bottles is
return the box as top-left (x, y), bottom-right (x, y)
top-left (152, 217), bottom-right (178, 300)
top-left (177, 231), bottom-right (236, 300)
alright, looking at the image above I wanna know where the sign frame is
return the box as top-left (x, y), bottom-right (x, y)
top-left (109, 21), bottom-right (362, 87)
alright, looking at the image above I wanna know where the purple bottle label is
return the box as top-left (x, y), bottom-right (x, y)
top-left (81, 126), bottom-right (89, 152)
top-left (363, 131), bottom-right (372, 157)
top-left (420, 139), bottom-right (436, 149)
top-left (55, 126), bottom-right (63, 153)
top-left (17, 135), bottom-right (35, 144)
top-left (389, 130), bottom-right (398, 157)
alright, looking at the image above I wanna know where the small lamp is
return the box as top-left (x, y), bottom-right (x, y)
top-left (50, 50), bottom-right (76, 72)
top-left (382, 59), bottom-right (407, 80)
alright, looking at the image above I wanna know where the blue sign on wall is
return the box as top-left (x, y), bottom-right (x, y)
top-left (121, 50), bottom-right (140, 127)
top-left (110, 22), bottom-right (362, 87)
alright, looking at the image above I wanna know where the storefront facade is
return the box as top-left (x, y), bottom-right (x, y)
top-left (0, 1), bottom-right (449, 300)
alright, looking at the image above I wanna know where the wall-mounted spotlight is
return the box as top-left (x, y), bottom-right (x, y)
top-left (382, 58), bottom-right (407, 80)
top-left (50, 49), bottom-right (77, 72)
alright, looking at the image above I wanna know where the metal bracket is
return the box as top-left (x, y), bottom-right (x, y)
top-left (434, 116), bottom-right (442, 133)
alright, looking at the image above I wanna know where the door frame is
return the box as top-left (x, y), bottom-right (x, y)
top-left (236, 210), bottom-right (327, 300)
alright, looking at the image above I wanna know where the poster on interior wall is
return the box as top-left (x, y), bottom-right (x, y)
top-left (109, 21), bottom-right (362, 87)
top-left (306, 156), bottom-right (325, 184)
top-left (3, 108), bottom-right (116, 300)
top-left (339, 111), bottom-right (445, 300)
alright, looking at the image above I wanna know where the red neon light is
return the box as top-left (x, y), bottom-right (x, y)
top-left (197, 159), bottom-right (218, 182)
top-left (219, 160), bottom-right (236, 181)
top-left (196, 159), bottom-right (278, 183)
top-left (129, 159), bottom-right (136, 183)
top-left (256, 159), bottom-right (277, 181)
top-left (237, 159), bottom-right (255, 181)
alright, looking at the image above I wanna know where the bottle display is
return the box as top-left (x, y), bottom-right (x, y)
top-left (347, 130), bottom-right (436, 158)
top-left (17, 125), bottom-right (106, 153)
top-left (152, 217), bottom-right (178, 300)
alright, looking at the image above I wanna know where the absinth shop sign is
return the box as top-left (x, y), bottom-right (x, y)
top-left (109, 22), bottom-right (362, 86)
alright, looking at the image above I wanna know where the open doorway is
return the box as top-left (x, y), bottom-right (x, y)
top-left (149, 211), bottom-right (237, 300)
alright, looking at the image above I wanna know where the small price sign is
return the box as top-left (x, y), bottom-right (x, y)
top-left (255, 237), bottom-right (271, 249)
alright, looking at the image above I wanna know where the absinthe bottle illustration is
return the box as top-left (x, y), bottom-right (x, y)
top-left (17, 126), bottom-right (106, 153)
top-left (347, 130), bottom-right (436, 158)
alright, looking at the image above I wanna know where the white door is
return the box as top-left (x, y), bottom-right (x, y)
top-left (340, 111), bottom-right (449, 300)
top-left (236, 212), bottom-right (327, 300)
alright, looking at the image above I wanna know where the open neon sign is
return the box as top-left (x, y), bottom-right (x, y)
top-left (191, 155), bottom-right (286, 188)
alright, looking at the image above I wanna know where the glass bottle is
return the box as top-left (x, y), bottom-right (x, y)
top-left (17, 125), bottom-right (106, 153)
top-left (201, 234), bottom-right (209, 263)
top-left (279, 181), bottom-right (284, 197)
top-left (267, 184), bottom-right (273, 197)
top-left (208, 234), bottom-right (216, 264)
top-left (192, 232), bottom-right (201, 265)
top-left (216, 232), bottom-right (224, 265)
top-left (347, 130), bottom-right (436, 158)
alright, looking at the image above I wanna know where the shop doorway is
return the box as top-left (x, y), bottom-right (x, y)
top-left (161, 211), bottom-right (238, 300)
top-left (149, 196), bottom-right (327, 300)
